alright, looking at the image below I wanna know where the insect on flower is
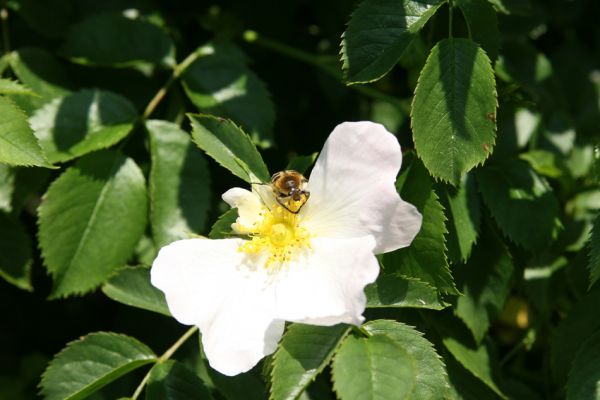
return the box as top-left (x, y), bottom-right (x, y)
top-left (151, 121), bottom-right (423, 376)
top-left (267, 170), bottom-right (310, 214)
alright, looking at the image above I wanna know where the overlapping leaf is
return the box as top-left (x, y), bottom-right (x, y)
top-left (147, 120), bottom-right (211, 248)
top-left (332, 334), bottom-right (416, 400)
top-left (440, 173), bottom-right (481, 263)
top-left (40, 332), bottom-right (156, 400)
top-left (189, 114), bottom-right (270, 183)
top-left (182, 43), bottom-right (275, 147)
top-left (412, 38), bottom-right (497, 185)
top-left (384, 158), bottom-right (457, 294)
top-left (453, 225), bottom-right (513, 343)
top-left (38, 151), bottom-right (147, 297)
top-left (434, 314), bottom-right (507, 398)
top-left (363, 320), bottom-right (452, 400)
top-left (341, 0), bottom-right (444, 84)
top-left (477, 159), bottom-right (561, 251)
top-left (0, 96), bottom-right (51, 167)
top-left (271, 324), bottom-right (349, 400)
top-left (30, 89), bottom-right (137, 164)
top-left (8, 47), bottom-right (72, 112)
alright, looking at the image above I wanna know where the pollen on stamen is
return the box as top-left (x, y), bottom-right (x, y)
top-left (237, 204), bottom-right (312, 268)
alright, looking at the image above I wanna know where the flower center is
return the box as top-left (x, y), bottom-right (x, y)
top-left (269, 222), bottom-right (294, 246)
top-left (238, 205), bottom-right (311, 267)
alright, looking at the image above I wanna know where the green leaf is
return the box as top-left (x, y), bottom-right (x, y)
top-left (102, 266), bottom-right (170, 316)
top-left (8, 47), bottom-right (71, 112)
top-left (40, 332), bottom-right (156, 400)
top-left (363, 320), bottom-right (453, 400)
top-left (0, 96), bottom-right (52, 167)
top-left (566, 330), bottom-right (600, 400)
top-left (271, 324), bottom-right (349, 400)
top-left (453, 224), bottom-right (514, 343)
top-left (476, 159), bottom-right (561, 251)
top-left (445, 351), bottom-right (500, 400)
top-left (384, 158), bottom-right (458, 294)
top-left (182, 43), bottom-right (275, 147)
top-left (286, 153), bottom-right (318, 175)
top-left (0, 78), bottom-right (37, 96)
top-left (332, 334), bottom-right (417, 400)
top-left (0, 211), bottom-right (32, 290)
top-left (551, 284), bottom-right (600, 387)
top-left (341, 0), bottom-right (444, 84)
top-left (434, 314), bottom-right (506, 399)
top-left (587, 214), bottom-right (600, 288)
top-left (30, 89), bottom-right (137, 164)
top-left (412, 38), bottom-right (497, 185)
top-left (146, 360), bottom-right (212, 400)
top-left (455, 0), bottom-right (500, 60)
top-left (38, 151), bottom-right (147, 297)
top-left (60, 14), bottom-right (175, 68)
top-left (147, 120), bottom-right (211, 248)
top-left (439, 173), bottom-right (481, 263)
top-left (365, 274), bottom-right (447, 310)
top-left (209, 209), bottom-right (239, 239)
top-left (189, 114), bottom-right (270, 183)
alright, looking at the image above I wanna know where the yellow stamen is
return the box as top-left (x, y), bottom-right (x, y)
top-left (238, 205), bottom-right (311, 267)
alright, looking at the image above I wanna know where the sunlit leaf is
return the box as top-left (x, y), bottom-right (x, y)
top-left (412, 38), bottom-right (497, 185)
top-left (39, 151), bottom-right (147, 297)
top-left (208, 209), bottom-right (238, 239)
top-left (30, 89), bottom-right (137, 164)
top-left (0, 96), bottom-right (51, 167)
top-left (40, 332), bottom-right (156, 400)
top-left (182, 43), bottom-right (275, 147)
top-left (189, 114), bottom-right (270, 183)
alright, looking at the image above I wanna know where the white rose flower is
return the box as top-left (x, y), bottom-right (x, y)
top-left (151, 121), bottom-right (422, 376)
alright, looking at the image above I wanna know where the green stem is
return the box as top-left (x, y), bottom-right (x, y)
top-left (1, 2), bottom-right (9, 54)
top-left (141, 49), bottom-right (202, 120)
top-left (243, 30), bottom-right (408, 111)
top-left (131, 326), bottom-right (199, 399)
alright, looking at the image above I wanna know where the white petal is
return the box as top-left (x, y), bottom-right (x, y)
top-left (151, 238), bottom-right (284, 376)
top-left (274, 236), bottom-right (379, 326)
top-left (301, 121), bottom-right (422, 254)
top-left (222, 188), bottom-right (265, 234)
